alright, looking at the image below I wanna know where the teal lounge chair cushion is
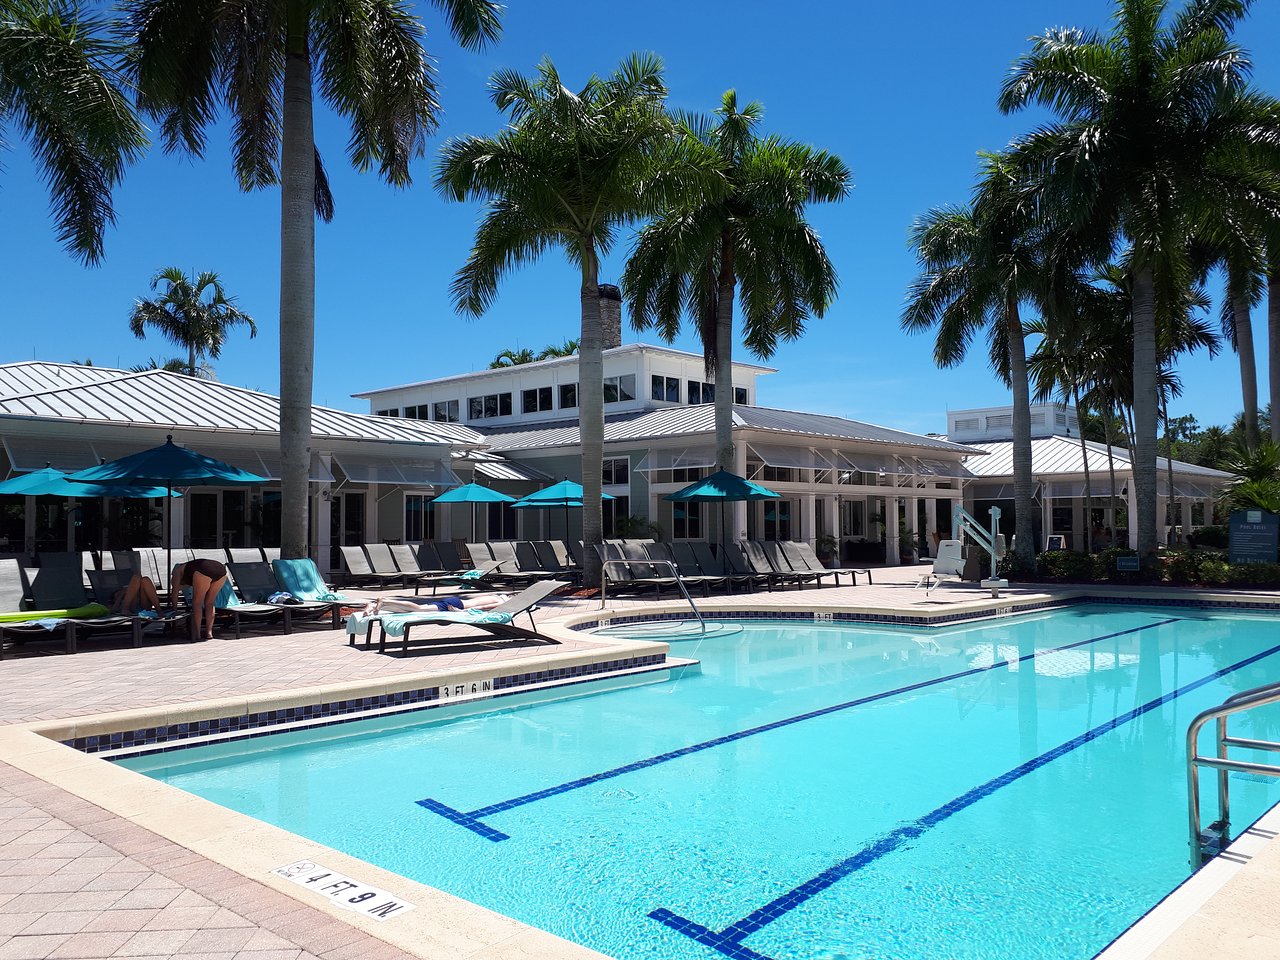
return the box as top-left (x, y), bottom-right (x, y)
top-left (273, 559), bottom-right (349, 603)
top-left (380, 609), bottom-right (514, 638)
top-left (181, 581), bottom-right (240, 608)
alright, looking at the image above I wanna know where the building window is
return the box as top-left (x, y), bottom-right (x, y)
top-left (468, 392), bottom-right (513, 420)
top-left (672, 500), bottom-right (702, 539)
top-left (653, 466), bottom-right (706, 484)
top-left (522, 386), bottom-right (554, 414)
top-left (375, 408), bottom-right (399, 417)
top-left (602, 457), bottom-right (629, 486)
top-left (651, 375), bottom-right (680, 402)
top-left (764, 499), bottom-right (793, 541)
top-left (602, 495), bottom-right (631, 538)
top-left (953, 417), bottom-right (979, 431)
top-left (603, 374), bottom-right (636, 403)
top-left (433, 400), bottom-right (459, 422)
top-left (559, 383), bottom-right (578, 409)
top-left (734, 386), bottom-right (748, 405)
top-left (688, 380), bottom-right (715, 405)
top-left (487, 501), bottom-right (517, 540)
top-left (762, 465), bottom-right (797, 483)
top-left (986, 414), bottom-right (1012, 429)
top-left (405, 494), bottom-right (436, 542)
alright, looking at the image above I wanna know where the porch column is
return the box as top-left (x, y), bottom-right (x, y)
top-left (1041, 496), bottom-right (1052, 553)
top-left (884, 495), bottom-right (899, 566)
top-left (802, 493), bottom-right (816, 545)
top-left (1072, 496), bottom-right (1085, 552)
top-left (1180, 497), bottom-right (1194, 540)
top-left (925, 493), bottom-right (938, 555)
top-left (169, 493), bottom-right (186, 551)
top-left (906, 494), bottom-right (919, 561)
top-left (732, 442), bottom-right (747, 541)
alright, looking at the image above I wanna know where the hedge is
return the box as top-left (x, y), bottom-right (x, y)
top-left (1001, 547), bottom-right (1280, 586)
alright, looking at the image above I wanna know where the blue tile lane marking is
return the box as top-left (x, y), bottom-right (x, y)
top-left (415, 617), bottom-right (1183, 840)
top-left (650, 637), bottom-right (1280, 960)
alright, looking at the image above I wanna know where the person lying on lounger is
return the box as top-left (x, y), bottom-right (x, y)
top-left (110, 574), bottom-right (163, 616)
top-left (358, 593), bottom-right (511, 617)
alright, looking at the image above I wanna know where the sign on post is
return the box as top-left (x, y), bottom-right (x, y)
top-left (1228, 509), bottom-right (1280, 565)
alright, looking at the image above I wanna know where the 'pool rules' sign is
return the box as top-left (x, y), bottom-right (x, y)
top-left (272, 860), bottom-right (415, 921)
top-left (1229, 509), bottom-right (1280, 565)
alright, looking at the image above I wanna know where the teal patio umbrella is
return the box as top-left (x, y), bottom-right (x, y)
top-left (511, 478), bottom-right (614, 543)
top-left (431, 482), bottom-right (516, 542)
top-left (69, 436), bottom-right (267, 576)
top-left (0, 466), bottom-right (182, 500)
top-left (665, 469), bottom-right (780, 546)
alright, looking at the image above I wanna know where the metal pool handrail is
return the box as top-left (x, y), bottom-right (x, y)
top-left (1186, 678), bottom-right (1280, 868)
top-left (599, 558), bottom-right (707, 635)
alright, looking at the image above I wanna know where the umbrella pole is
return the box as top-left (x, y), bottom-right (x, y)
top-left (166, 482), bottom-right (173, 592)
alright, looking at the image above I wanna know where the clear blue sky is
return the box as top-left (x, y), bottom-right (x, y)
top-left (2, 0), bottom-right (1278, 434)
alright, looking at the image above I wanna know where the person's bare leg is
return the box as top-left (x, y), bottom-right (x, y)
top-left (119, 576), bottom-right (143, 613)
top-left (190, 572), bottom-right (211, 640)
top-left (202, 575), bottom-right (225, 639)
top-left (138, 577), bottom-right (161, 612)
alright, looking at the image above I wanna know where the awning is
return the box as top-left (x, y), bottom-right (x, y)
top-left (1159, 479), bottom-right (1212, 499)
top-left (747, 443), bottom-right (834, 471)
top-left (972, 483), bottom-right (1042, 501)
top-left (473, 459), bottom-right (549, 482)
top-left (634, 447), bottom-right (717, 473)
top-left (4, 435), bottom-right (94, 471)
top-left (331, 452), bottom-right (460, 488)
top-left (915, 458), bottom-right (973, 479)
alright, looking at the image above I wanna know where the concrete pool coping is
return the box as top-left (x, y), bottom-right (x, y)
top-left (4, 583), bottom-right (1280, 959)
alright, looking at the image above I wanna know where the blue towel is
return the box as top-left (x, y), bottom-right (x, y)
top-left (273, 558), bottom-right (349, 603)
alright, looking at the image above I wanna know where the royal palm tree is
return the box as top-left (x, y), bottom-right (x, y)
top-left (1000, 0), bottom-right (1280, 558)
top-left (536, 339), bottom-right (579, 360)
top-left (129, 267), bottom-right (256, 377)
top-left (0, 0), bottom-right (145, 262)
top-left (438, 54), bottom-right (703, 586)
top-left (904, 153), bottom-right (1045, 567)
top-left (623, 90), bottom-right (849, 475)
top-left (488, 348), bottom-right (535, 369)
top-left (123, 0), bottom-right (502, 559)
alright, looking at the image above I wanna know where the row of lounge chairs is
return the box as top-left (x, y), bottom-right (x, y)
top-left (598, 539), bottom-right (870, 597)
top-left (16, 546), bottom-right (286, 594)
top-left (338, 540), bottom-right (583, 593)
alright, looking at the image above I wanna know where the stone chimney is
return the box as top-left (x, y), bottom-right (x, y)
top-left (598, 284), bottom-right (622, 350)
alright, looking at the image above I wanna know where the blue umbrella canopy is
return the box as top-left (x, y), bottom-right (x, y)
top-left (0, 467), bottom-right (181, 499)
top-left (510, 479), bottom-right (615, 509)
top-left (431, 483), bottom-right (516, 504)
top-left (67, 436), bottom-right (267, 486)
top-left (664, 470), bottom-right (781, 503)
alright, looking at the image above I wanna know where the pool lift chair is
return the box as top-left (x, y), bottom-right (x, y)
top-left (916, 505), bottom-right (1008, 597)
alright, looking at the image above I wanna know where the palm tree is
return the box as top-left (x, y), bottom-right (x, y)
top-left (904, 153), bottom-right (1044, 567)
top-left (130, 356), bottom-right (209, 377)
top-left (0, 0), bottom-right (146, 262)
top-left (129, 267), bottom-right (256, 377)
top-left (536, 339), bottom-right (579, 360)
top-left (123, 0), bottom-right (502, 560)
top-left (624, 90), bottom-right (849, 475)
top-left (488, 348), bottom-right (535, 369)
top-left (438, 54), bottom-right (700, 586)
top-left (999, 0), bottom-right (1280, 558)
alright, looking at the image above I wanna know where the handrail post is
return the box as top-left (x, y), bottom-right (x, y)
top-left (598, 558), bottom-right (706, 635)
top-left (1216, 714), bottom-right (1230, 838)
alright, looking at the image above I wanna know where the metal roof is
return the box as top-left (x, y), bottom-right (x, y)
top-left (962, 436), bottom-right (1230, 481)
top-left (0, 361), bottom-right (127, 399)
top-left (0, 368), bottom-right (486, 447)
top-left (482, 404), bottom-right (974, 455)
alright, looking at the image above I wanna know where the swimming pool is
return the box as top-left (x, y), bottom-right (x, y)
top-left (119, 604), bottom-right (1280, 960)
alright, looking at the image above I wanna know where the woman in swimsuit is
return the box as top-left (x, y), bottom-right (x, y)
top-left (171, 558), bottom-right (228, 641)
top-left (111, 575), bottom-right (162, 615)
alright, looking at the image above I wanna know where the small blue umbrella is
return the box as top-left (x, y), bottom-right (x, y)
top-left (69, 436), bottom-right (267, 576)
top-left (0, 466), bottom-right (182, 500)
top-left (431, 483), bottom-right (516, 542)
top-left (664, 470), bottom-right (781, 546)
top-left (511, 478), bottom-right (614, 541)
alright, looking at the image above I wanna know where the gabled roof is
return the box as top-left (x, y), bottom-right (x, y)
top-left (482, 403), bottom-right (974, 455)
top-left (962, 436), bottom-right (1230, 480)
top-left (0, 368), bottom-right (486, 446)
top-left (0, 361), bottom-right (127, 399)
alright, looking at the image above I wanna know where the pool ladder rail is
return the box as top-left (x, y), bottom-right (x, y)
top-left (1187, 678), bottom-right (1280, 868)
top-left (599, 558), bottom-right (707, 636)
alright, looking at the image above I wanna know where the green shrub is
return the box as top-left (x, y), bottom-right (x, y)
top-left (1199, 559), bottom-right (1230, 584)
top-left (1161, 549), bottom-right (1221, 584)
top-left (1226, 562), bottom-right (1280, 586)
top-left (1035, 550), bottom-right (1099, 581)
top-left (1191, 525), bottom-right (1228, 549)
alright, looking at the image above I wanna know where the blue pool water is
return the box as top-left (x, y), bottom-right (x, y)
top-left (119, 605), bottom-right (1280, 960)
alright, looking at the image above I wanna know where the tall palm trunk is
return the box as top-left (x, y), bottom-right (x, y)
top-left (1269, 261), bottom-right (1280, 444)
top-left (714, 240), bottom-right (736, 474)
top-left (578, 244), bottom-right (604, 588)
top-left (1232, 286), bottom-right (1260, 449)
top-left (1074, 388), bottom-right (1093, 554)
top-left (1131, 266), bottom-right (1159, 558)
top-left (278, 6), bottom-right (316, 560)
top-left (1007, 298), bottom-right (1035, 565)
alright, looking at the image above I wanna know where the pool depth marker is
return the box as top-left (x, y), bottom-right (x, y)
top-left (649, 636), bottom-right (1280, 960)
top-left (416, 617), bottom-right (1182, 842)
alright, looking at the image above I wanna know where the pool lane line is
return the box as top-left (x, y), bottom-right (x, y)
top-left (649, 636), bottom-right (1280, 960)
top-left (415, 617), bottom-right (1183, 842)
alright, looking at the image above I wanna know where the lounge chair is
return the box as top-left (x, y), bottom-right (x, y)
top-left (780, 542), bottom-right (844, 587)
top-left (228, 560), bottom-right (344, 630)
top-left (598, 542), bottom-right (679, 597)
top-left (369, 579), bottom-right (570, 657)
top-left (529, 540), bottom-right (580, 584)
top-left (339, 545), bottom-right (403, 589)
top-left (916, 540), bottom-right (966, 594)
top-left (394, 543), bottom-right (446, 577)
top-left (743, 541), bottom-right (807, 589)
top-left (465, 542), bottom-right (494, 567)
top-left (226, 547), bottom-right (266, 564)
top-left (692, 541), bottom-right (761, 592)
top-left (1, 560), bottom-right (146, 656)
top-left (721, 542), bottom-right (778, 591)
top-left (761, 541), bottom-right (824, 588)
top-left (790, 541), bottom-right (872, 585)
top-left (433, 541), bottom-right (465, 571)
top-left (662, 542), bottom-right (729, 595)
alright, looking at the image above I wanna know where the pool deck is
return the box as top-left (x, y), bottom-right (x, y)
top-left (1, 566), bottom-right (1279, 960)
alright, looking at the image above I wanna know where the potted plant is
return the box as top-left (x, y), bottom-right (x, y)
top-left (815, 534), bottom-right (839, 567)
top-left (898, 521), bottom-right (916, 564)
